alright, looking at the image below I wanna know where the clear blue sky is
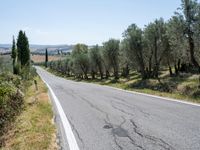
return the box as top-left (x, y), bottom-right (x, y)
top-left (0, 0), bottom-right (181, 45)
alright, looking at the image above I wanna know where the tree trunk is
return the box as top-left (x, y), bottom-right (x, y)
top-left (188, 34), bottom-right (200, 69)
top-left (84, 73), bottom-right (88, 80)
top-left (153, 36), bottom-right (159, 78)
top-left (148, 59), bottom-right (152, 78)
top-left (174, 64), bottom-right (179, 76)
top-left (153, 66), bottom-right (159, 78)
top-left (140, 68), bottom-right (147, 80)
top-left (105, 70), bottom-right (110, 79)
top-left (167, 60), bottom-right (173, 77)
top-left (114, 71), bottom-right (119, 80)
top-left (169, 66), bottom-right (173, 77)
top-left (125, 64), bottom-right (129, 78)
top-left (178, 59), bottom-right (181, 71)
top-left (122, 64), bottom-right (130, 78)
top-left (98, 64), bottom-right (104, 80)
top-left (113, 66), bottom-right (119, 80)
top-left (137, 53), bottom-right (146, 80)
top-left (91, 70), bottom-right (95, 79)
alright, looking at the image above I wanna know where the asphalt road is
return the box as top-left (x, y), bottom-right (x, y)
top-left (36, 67), bottom-right (200, 150)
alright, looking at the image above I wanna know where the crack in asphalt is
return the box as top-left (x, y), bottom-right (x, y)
top-left (107, 101), bottom-right (174, 150)
top-left (71, 94), bottom-right (147, 149)
top-left (67, 116), bottom-right (85, 149)
top-left (66, 92), bottom-right (131, 150)
top-left (74, 95), bottom-right (126, 150)
top-left (119, 118), bottom-right (146, 150)
top-left (61, 88), bottom-right (174, 150)
top-left (78, 95), bottom-right (110, 121)
top-left (66, 90), bottom-right (110, 122)
top-left (113, 135), bottom-right (124, 150)
top-left (111, 117), bottom-right (146, 150)
top-left (119, 116), bottom-right (126, 127)
top-left (111, 117), bottom-right (125, 150)
top-left (130, 119), bottom-right (145, 138)
top-left (111, 96), bottom-right (150, 117)
top-left (110, 100), bottom-right (134, 117)
top-left (37, 67), bottom-right (200, 150)
top-left (130, 120), bottom-right (175, 150)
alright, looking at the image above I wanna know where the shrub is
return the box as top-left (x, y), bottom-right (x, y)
top-left (0, 77), bottom-right (24, 137)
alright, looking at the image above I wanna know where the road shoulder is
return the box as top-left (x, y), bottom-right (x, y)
top-left (0, 76), bottom-right (58, 150)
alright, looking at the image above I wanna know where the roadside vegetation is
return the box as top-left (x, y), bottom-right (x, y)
top-left (0, 31), bottom-right (57, 149)
top-left (41, 0), bottom-right (200, 103)
top-left (0, 73), bottom-right (24, 145)
top-left (0, 76), bottom-right (57, 150)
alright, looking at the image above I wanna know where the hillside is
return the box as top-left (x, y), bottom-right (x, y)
top-left (0, 44), bottom-right (73, 54)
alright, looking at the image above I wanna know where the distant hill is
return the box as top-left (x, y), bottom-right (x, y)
top-left (0, 44), bottom-right (95, 55)
top-left (0, 44), bottom-right (11, 49)
top-left (0, 44), bottom-right (74, 55)
top-left (31, 45), bottom-right (74, 55)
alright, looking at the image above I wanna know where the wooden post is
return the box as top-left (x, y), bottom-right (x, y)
top-left (34, 80), bottom-right (38, 91)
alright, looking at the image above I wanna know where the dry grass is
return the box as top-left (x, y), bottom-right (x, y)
top-left (0, 77), bottom-right (58, 150)
top-left (31, 54), bottom-right (64, 63)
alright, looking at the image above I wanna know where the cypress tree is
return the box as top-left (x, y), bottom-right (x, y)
top-left (45, 48), bottom-right (48, 68)
top-left (17, 30), bottom-right (24, 67)
top-left (11, 36), bottom-right (17, 64)
top-left (11, 36), bottom-right (18, 74)
top-left (17, 30), bottom-right (30, 68)
top-left (22, 32), bottom-right (30, 67)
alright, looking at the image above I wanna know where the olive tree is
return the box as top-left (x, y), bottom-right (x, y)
top-left (144, 18), bottom-right (169, 78)
top-left (89, 45), bottom-right (104, 79)
top-left (166, 15), bottom-right (188, 75)
top-left (180, 0), bottom-right (200, 70)
top-left (72, 44), bottom-right (90, 79)
top-left (102, 39), bottom-right (120, 79)
top-left (123, 24), bottom-right (146, 79)
top-left (119, 41), bottom-right (130, 78)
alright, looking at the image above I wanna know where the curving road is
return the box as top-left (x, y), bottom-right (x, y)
top-left (36, 67), bottom-right (200, 150)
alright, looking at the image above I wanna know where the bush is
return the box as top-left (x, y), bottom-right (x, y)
top-left (0, 72), bottom-right (22, 88)
top-left (0, 76), bottom-right (24, 137)
top-left (192, 90), bottom-right (200, 99)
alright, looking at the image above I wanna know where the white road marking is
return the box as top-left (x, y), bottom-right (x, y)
top-left (46, 68), bottom-right (200, 107)
top-left (102, 85), bottom-right (200, 107)
top-left (41, 77), bottom-right (80, 150)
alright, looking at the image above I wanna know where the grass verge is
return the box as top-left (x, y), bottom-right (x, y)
top-left (0, 76), bottom-right (57, 150)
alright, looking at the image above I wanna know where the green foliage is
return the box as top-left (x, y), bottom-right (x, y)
top-left (0, 74), bottom-right (24, 137)
top-left (123, 24), bottom-right (145, 78)
top-left (103, 39), bottom-right (120, 79)
top-left (17, 30), bottom-right (30, 69)
top-left (0, 31), bottom-right (35, 146)
top-left (11, 36), bottom-right (17, 63)
top-left (47, 0), bottom-right (200, 83)
top-left (11, 36), bottom-right (19, 74)
top-left (89, 45), bottom-right (104, 79)
top-left (167, 15), bottom-right (186, 63)
top-left (13, 62), bottom-right (20, 75)
top-left (72, 44), bottom-right (90, 79)
top-left (144, 18), bottom-right (169, 78)
top-left (0, 55), bottom-right (12, 73)
top-left (179, 0), bottom-right (200, 69)
top-left (45, 49), bottom-right (48, 68)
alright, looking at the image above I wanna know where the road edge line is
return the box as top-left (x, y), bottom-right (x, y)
top-left (38, 66), bottom-right (200, 107)
top-left (102, 85), bottom-right (200, 107)
top-left (40, 77), bottom-right (80, 150)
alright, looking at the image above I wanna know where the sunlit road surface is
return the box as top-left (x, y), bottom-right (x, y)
top-left (36, 67), bottom-right (200, 150)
